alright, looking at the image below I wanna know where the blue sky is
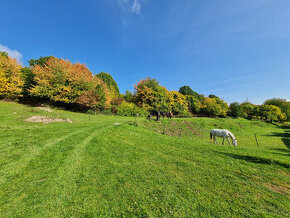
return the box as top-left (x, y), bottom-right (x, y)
top-left (0, 0), bottom-right (289, 104)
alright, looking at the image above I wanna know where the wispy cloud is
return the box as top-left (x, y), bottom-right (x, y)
top-left (0, 43), bottom-right (22, 60)
top-left (118, 0), bottom-right (146, 14)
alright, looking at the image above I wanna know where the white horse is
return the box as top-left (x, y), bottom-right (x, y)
top-left (210, 129), bottom-right (237, 146)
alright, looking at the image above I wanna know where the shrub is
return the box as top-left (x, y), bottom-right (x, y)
top-left (117, 101), bottom-right (149, 117)
top-left (0, 52), bottom-right (24, 99)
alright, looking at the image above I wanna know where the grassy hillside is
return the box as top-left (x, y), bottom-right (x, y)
top-left (0, 101), bottom-right (289, 217)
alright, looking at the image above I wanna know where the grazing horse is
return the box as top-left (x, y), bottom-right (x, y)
top-left (161, 111), bottom-right (173, 119)
top-left (210, 129), bottom-right (237, 146)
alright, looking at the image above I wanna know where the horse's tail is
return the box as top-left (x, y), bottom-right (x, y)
top-left (210, 132), bottom-right (213, 140)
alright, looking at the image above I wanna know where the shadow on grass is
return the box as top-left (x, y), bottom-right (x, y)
top-left (216, 151), bottom-right (290, 169)
top-left (265, 124), bottom-right (290, 149)
top-left (270, 148), bottom-right (290, 153)
top-left (269, 148), bottom-right (290, 157)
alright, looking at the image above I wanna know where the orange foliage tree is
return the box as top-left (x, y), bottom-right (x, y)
top-left (0, 52), bottom-right (24, 99)
top-left (29, 57), bottom-right (109, 109)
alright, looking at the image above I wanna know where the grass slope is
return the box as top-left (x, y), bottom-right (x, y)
top-left (0, 101), bottom-right (289, 217)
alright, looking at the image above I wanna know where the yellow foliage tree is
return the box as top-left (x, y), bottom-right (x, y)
top-left (0, 52), bottom-right (23, 99)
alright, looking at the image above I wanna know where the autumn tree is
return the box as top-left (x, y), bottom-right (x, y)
top-left (29, 57), bottom-right (108, 109)
top-left (168, 91), bottom-right (190, 116)
top-left (0, 52), bottom-right (24, 99)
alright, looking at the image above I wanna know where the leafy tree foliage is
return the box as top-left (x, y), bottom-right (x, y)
top-left (179, 86), bottom-right (203, 100)
top-left (259, 105), bottom-right (286, 123)
top-left (97, 72), bottom-right (120, 95)
top-left (200, 97), bottom-right (229, 117)
top-left (228, 102), bottom-right (243, 118)
top-left (135, 78), bottom-right (190, 116)
top-left (124, 90), bottom-right (135, 103)
top-left (134, 77), bottom-right (167, 111)
top-left (76, 85), bottom-right (106, 109)
top-left (168, 91), bottom-right (189, 116)
top-left (240, 102), bottom-right (256, 119)
top-left (116, 101), bottom-right (149, 117)
top-left (29, 57), bottom-right (107, 109)
top-left (0, 52), bottom-right (24, 99)
top-left (21, 67), bottom-right (35, 95)
top-left (28, 56), bottom-right (53, 67)
top-left (264, 98), bottom-right (290, 121)
top-left (186, 95), bottom-right (201, 114)
top-left (208, 94), bottom-right (218, 99)
top-left (1, 53), bottom-right (288, 120)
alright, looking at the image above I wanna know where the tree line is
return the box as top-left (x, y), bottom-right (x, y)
top-left (0, 52), bottom-right (289, 123)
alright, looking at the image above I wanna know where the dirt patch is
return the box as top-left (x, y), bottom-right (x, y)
top-left (34, 107), bottom-right (52, 113)
top-left (25, 116), bottom-right (72, 124)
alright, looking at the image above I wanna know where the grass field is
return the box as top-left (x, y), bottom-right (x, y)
top-left (0, 101), bottom-right (289, 217)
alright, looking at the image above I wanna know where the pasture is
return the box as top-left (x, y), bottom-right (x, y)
top-left (0, 101), bottom-right (289, 217)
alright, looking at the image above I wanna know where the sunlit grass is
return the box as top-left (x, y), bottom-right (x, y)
top-left (0, 101), bottom-right (289, 217)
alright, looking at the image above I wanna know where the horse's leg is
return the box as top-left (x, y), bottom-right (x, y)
top-left (222, 137), bottom-right (225, 145)
top-left (227, 137), bottom-right (231, 145)
top-left (214, 136), bottom-right (218, 144)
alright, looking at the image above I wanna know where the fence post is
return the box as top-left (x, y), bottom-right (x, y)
top-left (254, 134), bottom-right (259, 148)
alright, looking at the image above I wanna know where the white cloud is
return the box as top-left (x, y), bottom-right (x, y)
top-left (118, 0), bottom-right (146, 14)
top-left (0, 43), bottom-right (22, 60)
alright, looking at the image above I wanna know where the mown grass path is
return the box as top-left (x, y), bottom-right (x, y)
top-left (0, 102), bottom-right (289, 217)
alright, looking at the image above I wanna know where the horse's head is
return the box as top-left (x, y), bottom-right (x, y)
top-left (233, 139), bottom-right (238, 147)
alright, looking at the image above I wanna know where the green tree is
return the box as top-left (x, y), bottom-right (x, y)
top-left (209, 94), bottom-right (219, 99)
top-left (259, 105), bottom-right (286, 123)
top-left (228, 102), bottom-right (243, 118)
top-left (124, 90), bottom-right (135, 103)
top-left (21, 67), bottom-right (35, 95)
top-left (186, 95), bottom-right (200, 114)
top-left (200, 97), bottom-right (229, 117)
top-left (28, 56), bottom-right (53, 67)
top-left (240, 102), bottom-right (256, 119)
top-left (97, 72), bottom-right (120, 94)
top-left (179, 85), bottom-right (203, 100)
top-left (264, 98), bottom-right (290, 121)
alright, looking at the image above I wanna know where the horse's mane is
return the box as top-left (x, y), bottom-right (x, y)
top-left (228, 131), bottom-right (236, 140)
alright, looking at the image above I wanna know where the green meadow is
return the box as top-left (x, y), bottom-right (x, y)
top-left (0, 101), bottom-right (289, 217)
